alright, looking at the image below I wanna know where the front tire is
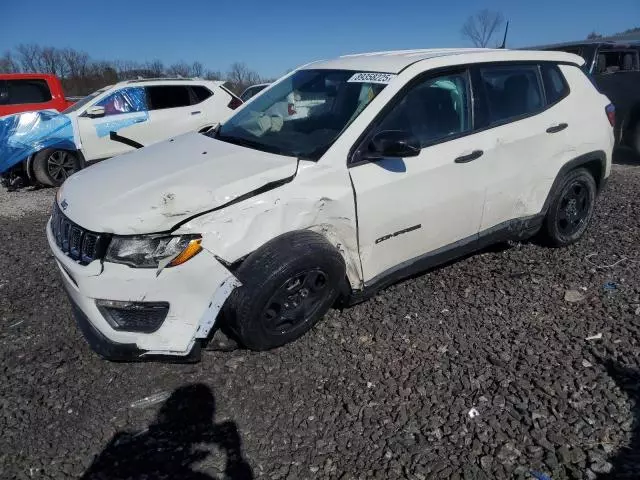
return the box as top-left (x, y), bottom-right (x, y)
top-left (32, 148), bottom-right (80, 187)
top-left (224, 231), bottom-right (346, 351)
top-left (539, 168), bottom-right (597, 247)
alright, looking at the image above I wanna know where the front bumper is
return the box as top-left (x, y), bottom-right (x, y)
top-left (47, 219), bottom-right (240, 361)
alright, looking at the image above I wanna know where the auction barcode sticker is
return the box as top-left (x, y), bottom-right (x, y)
top-left (347, 72), bottom-right (396, 84)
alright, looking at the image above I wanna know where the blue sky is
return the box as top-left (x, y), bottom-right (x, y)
top-left (2, 0), bottom-right (638, 78)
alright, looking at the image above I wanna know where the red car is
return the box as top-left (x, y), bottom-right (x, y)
top-left (0, 73), bottom-right (74, 117)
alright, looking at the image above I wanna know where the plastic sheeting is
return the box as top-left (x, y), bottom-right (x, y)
top-left (0, 110), bottom-right (77, 174)
top-left (93, 87), bottom-right (148, 138)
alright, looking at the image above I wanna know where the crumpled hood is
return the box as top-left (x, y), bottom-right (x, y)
top-left (59, 132), bottom-right (298, 234)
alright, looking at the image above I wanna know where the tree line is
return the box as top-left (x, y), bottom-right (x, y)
top-left (0, 44), bottom-right (271, 96)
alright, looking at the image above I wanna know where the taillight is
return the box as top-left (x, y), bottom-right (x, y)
top-left (227, 96), bottom-right (243, 110)
top-left (605, 104), bottom-right (616, 127)
top-left (288, 103), bottom-right (297, 115)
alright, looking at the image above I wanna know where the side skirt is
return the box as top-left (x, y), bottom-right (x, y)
top-left (343, 213), bottom-right (544, 306)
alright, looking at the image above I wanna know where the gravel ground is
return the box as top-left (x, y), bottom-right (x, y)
top-left (1, 162), bottom-right (639, 480)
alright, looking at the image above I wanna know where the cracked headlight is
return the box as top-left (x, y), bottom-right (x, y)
top-left (105, 234), bottom-right (202, 268)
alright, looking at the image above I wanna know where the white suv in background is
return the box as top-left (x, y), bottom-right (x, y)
top-left (48, 49), bottom-right (614, 361)
top-left (14, 79), bottom-right (242, 186)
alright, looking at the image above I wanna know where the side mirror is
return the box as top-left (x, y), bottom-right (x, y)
top-left (85, 105), bottom-right (105, 118)
top-left (368, 130), bottom-right (420, 158)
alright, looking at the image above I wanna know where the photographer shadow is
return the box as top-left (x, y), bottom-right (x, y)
top-left (82, 383), bottom-right (253, 480)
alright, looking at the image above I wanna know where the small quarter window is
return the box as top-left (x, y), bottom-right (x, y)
top-left (191, 86), bottom-right (213, 103)
top-left (541, 64), bottom-right (569, 105)
top-left (480, 65), bottom-right (543, 124)
top-left (375, 72), bottom-right (471, 148)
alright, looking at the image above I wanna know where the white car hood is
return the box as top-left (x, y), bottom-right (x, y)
top-left (59, 132), bottom-right (298, 234)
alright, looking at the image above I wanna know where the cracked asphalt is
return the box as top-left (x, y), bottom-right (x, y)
top-left (1, 159), bottom-right (639, 480)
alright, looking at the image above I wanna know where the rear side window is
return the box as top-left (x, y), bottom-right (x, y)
top-left (595, 50), bottom-right (639, 74)
top-left (5, 79), bottom-right (52, 105)
top-left (541, 64), bottom-right (569, 105)
top-left (480, 65), bottom-right (543, 124)
top-left (191, 86), bottom-right (213, 103)
top-left (146, 85), bottom-right (191, 110)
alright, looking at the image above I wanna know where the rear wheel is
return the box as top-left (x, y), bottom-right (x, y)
top-left (224, 231), bottom-right (345, 350)
top-left (33, 148), bottom-right (80, 187)
top-left (539, 168), bottom-right (597, 247)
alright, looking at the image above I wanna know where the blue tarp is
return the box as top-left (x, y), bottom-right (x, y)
top-left (0, 87), bottom-right (150, 174)
top-left (93, 87), bottom-right (148, 138)
top-left (0, 110), bottom-right (76, 174)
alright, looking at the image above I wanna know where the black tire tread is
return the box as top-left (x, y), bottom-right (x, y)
top-left (225, 230), bottom-right (345, 350)
top-left (539, 167), bottom-right (596, 247)
top-left (32, 148), bottom-right (79, 187)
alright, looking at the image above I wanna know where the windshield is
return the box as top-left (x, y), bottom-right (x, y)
top-left (62, 86), bottom-right (111, 114)
top-left (212, 69), bottom-right (389, 160)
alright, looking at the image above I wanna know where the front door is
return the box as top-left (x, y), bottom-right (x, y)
top-left (77, 86), bottom-right (150, 161)
top-left (349, 70), bottom-right (487, 283)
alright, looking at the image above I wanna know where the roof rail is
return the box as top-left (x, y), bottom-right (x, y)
top-left (122, 77), bottom-right (197, 83)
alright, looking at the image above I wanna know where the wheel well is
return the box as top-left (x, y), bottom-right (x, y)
top-left (580, 159), bottom-right (605, 191)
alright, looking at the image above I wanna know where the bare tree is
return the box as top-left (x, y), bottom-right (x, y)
top-left (146, 59), bottom-right (164, 77)
top-left (62, 48), bottom-right (90, 79)
top-left (190, 61), bottom-right (204, 78)
top-left (40, 47), bottom-right (65, 76)
top-left (204, 69), bottom-right (222, 81)
top-left (15, 44), bottom-right (44, 72)
top-left (461, 9), bottom-right (505, 48)
top-left (166, 61), bottom-right (192, 78)
top-left (226, 62), bottom-right (261, 94)
top-left (0, 51), bottom-right (19, 73)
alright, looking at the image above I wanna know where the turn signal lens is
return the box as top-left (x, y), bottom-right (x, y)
top-left (168, 239), bottom-right (203, 267)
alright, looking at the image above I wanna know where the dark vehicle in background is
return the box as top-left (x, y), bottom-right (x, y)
top-left (0, 73), bottom-right (75, 116)
top-left (532, 40), bottom-right (640, 155)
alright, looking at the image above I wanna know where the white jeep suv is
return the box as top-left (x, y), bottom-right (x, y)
top-left (47, 49), bottom-right (614, 360)
top-left (13, 78), bottom-right (241, 187)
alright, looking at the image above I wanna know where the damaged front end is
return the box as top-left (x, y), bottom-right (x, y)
top-left (47, 207), bottom-right (243, 362)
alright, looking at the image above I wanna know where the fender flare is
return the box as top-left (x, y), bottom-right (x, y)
top-left (541, 150), bottom-right (607, 216)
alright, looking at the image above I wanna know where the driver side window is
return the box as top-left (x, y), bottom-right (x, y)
top-left (375, 72), bottom-right (471, 148)
top-left (95, 87), bottom-right (147, 117)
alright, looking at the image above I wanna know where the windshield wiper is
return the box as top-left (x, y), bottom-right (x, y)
top-left (216, 132), bottom-right (284, 155)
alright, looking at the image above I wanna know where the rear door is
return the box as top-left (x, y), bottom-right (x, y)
top-left (470, 62), bottom-right (570, 233)
top-left (144, 85), bottom-right (199, 140)
top-left (349, 69), bottom-right (486, 283)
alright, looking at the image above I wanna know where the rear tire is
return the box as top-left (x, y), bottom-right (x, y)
top-left (33, 148), bottom-right (80, 187)
top-left (224, 231), bottom-right (345, 351)
top-left (539, 168), bottom-right (597, 247)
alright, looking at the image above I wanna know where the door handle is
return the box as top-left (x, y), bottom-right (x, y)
top-left (454, 150), bottom-right (484, 163)
top-left (546, 123), bottom-right (568, 133)
top-left (191, 111), bottom-right (201, 115)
